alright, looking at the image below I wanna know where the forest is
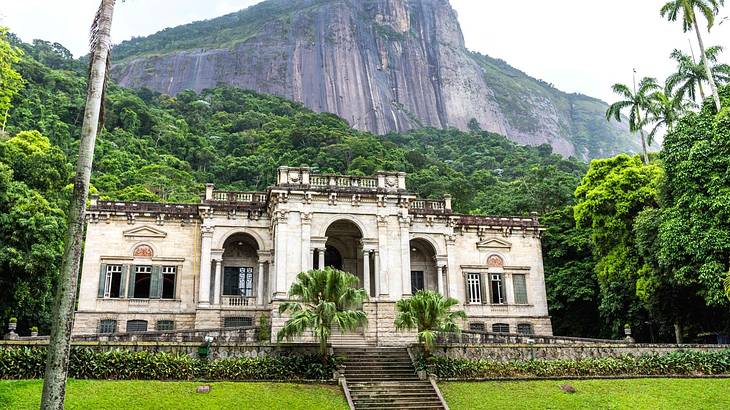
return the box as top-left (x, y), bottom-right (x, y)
top-left (0, 26), bottom-right (728, 343)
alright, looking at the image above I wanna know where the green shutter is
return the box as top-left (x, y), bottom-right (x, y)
top-left (480, 273), bottom-right (489, 305)
top-left (463, 274), bottom-right (470, 303)
top-left (127, 266), bottom-right (137, 298)
top-left (150, 266), bottom-right (161, 299)
top-left (119, 265), bottom-right (128, 297)
top-left (98, 263), bottom-right (108, 298)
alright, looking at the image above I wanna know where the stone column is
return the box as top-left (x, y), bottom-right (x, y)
top-left (446, 235), bottom-right (460, 301)
top-left (373, 250), bottom-right (380, 299)
top-left (198, 226), bottom-right (214, 307)
top-left (273, 211), bottom-right (289, 299)
top-left (257, 259), bottom-right (266, 306)
top-left (318, 247), bottom-right (326, 269)
top-left (399, 216), bottom-right (412, 296)
top-left (362, 249), bottom-right (371, 297)
top-left (437, 264), bottom-right (445, 296)
top-left (301, 212), bottom-right (312, 272)
top-left (376, 217), bottom-right (390, 297)
top-left (212, 252), bottom-right (223, 305)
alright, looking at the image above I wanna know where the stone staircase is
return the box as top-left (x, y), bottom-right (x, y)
top-left (335, 347), bottom-right (446, 409)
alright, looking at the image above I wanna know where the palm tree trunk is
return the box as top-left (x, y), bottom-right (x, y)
top-left (693, 19), bottom-right (722, 111)
top-left (674, 321), bottom-right (684, 344)
top-left (635, 109), bottom-right (649, 164)
top-left (697, 82), bottom-right (706, 101)
top-left (40, 1), bottom-right (115, 409)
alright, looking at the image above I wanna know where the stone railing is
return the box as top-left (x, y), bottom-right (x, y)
top-left (207, 190), bottom-right (268, 204)
top-left (309, 175), bottom-right (378, 189)
top-left (89, 199), bottom-right (199, 216)
top-left (436, 330), bottom-right (627, 345)
top-left (456, 215), bottom-right (540, 229)
top-left (222, 296), bottom-right (257, 307)
top-left (70, 326), bottom-right (261, 343)
top-left (410, 199), bottom-right (450, 214)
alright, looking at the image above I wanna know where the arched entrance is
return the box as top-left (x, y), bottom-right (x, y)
top-left (221, 233), bottom-right (259, 300)
top-left (409, 239), bottom-right (438, 294)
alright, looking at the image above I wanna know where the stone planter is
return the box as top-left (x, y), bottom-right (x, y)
top-left (8, 322), bottom-right (16, 332)
top-left (31, 331), bottom-right (38, 337)
top-left (624, 328), bottom-right (632, 336)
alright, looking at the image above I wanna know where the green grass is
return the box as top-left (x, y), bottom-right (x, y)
top-left (440, 378), bottom-right (730, 410)
top-left (0, 380), bottom-right (348, 410)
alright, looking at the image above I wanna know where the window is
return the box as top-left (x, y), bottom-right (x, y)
top-left (133, 265), bottom-right (152, 298)
top-left (517, 323), bottom-right (534, 335)
top-left (98, 319), bottom-right (117, 334)
top-left (161, 266), bottom-right (177, 299)
top-left (490, 273), bottom-right (504, 304)
top-left (513, 274), bottom-right (528, 304)
top-left (469, 322), bottom-right (485, 332)
top-left (104, 265), bottom-right (123, 298)
top-left (411, 271), bottom-right (425, 294)
top-left (224, 316), bottom-right (253, 328)
top-left (126, 320), bottom-right (148, 332)
top-left (492, 323), bottom-right (510, 333)
top-left (223, 267), bottom-right (253, 296)
top-left (156, 320), bottom-right (175, 331)
top-left (467, 273), bottom-right (482, 304)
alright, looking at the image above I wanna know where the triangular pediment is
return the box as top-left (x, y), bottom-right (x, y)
top-left (476, 238), bottom-right (512, 250)
top-left (123, 225), bottom-right (167, 239)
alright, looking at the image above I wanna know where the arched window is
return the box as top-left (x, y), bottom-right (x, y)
top-left (492, 323), bottom-right (510, 333)
top-left (126, 320), bottom-right (148, 333)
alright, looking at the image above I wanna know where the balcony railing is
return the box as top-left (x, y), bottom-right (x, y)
top-left (210, 191), bottom-right (268, 203)
top-left (435, 330), bottom-right (628, 345)
top-left (222, 296), bottom-right (257, 307)
top-left (410, 199), bottom-right (448, 214)
top-left (310, 175), bottom-right (378, 189)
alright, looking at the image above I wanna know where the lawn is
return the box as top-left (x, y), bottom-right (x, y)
top-left (0, 380), bottom-right (349, 410)
top-left (440, 378), bottom-right (730, 410)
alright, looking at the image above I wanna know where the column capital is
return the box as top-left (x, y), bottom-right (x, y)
top-left (211, 249), bottom-right (224, 261)
top-left (201, 225), bottom-right (214, 237)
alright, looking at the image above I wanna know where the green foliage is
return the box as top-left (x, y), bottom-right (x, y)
top-left (540, 207), bottom-right (602, 337)
top-left (0, 28), bottom-right (25, 130)
top-left (574, 154), bottom-right (662, 336)
top-left (277, 268), bottom-right (368, 357)
top-left (0, 347), bottom-right (337, 381)
top-left (257, 315), bottom-right (271, 342)
top-left (418, 349), bottom-right (730, 379)
top-left (394, 290), bottom-right (466, 357)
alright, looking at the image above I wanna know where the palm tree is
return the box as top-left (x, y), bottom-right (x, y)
top-left (661, 0), bottom-right (726, 111)
top-left (606, 76), bottom-right (661, 164)
top-left (646, 89), bottom-right (696, 144)
top-left (41, 1), bottom-right (116, 408)
top-left (394, 290), bottom-right (466, 358)
top-left (667, 46), bottom-right (730, 103)
top-left (277, 267), bottom-right (368, 359)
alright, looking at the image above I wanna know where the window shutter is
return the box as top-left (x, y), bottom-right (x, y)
top-left (119, 265), bottom-right (128, 297)
top-left (98, 263), bottom-right (107, 298)
top-left (175, 265), bottom-right (182, 299)
top-left (127, 266), bottom-right (137, 298)
top-left (480, 273), bottom-right (489, 305)
top-left (150, 265), bottom-right (161, 299)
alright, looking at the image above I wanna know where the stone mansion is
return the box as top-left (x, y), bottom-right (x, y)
top-left (73, 167), bottom-right (552, 344)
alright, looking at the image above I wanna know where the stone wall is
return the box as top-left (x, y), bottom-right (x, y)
top-left (430, 343), bottom-right (730, 361)
top-left (0, 340), bottom-right (319, 360)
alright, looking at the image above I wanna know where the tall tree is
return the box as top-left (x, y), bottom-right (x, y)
top-left (606, 77), bottom-right (660, 164)
top-left (667, 46), bottom-right (730, 103)
top-left (0, 27), bottom-right (25, 131)
top-left (394, 290), bottom-right (465, 358)
top-left (661, 0), bottom-right (726, 111)
top-left (646, 89), bottom-right (695, 145)
top-left (277, 268), bottom-right (368, 359)
top-left (40, 1), bottom-right (116, 408)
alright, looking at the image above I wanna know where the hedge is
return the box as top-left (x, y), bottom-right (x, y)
top-left (416, 350), bottom-right (730, 379)
top-left (0, 347), bottom-right (338, 380)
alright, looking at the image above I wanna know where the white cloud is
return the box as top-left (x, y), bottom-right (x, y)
top-left (2, 0), bottom-right (728, 104)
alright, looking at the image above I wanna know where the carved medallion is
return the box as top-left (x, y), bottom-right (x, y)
top-left (133, 244), bottom-right (154, 257)
top-left (487, 255), bottom-right (503, 268)
top-left (386, 176), bottom-right (397, 187)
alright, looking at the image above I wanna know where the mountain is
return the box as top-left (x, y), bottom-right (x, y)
top-left (112, 0), bottom-right (638, 159)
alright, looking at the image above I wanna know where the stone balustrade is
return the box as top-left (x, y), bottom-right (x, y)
top-left (222, 296), bottom-right (257, 307)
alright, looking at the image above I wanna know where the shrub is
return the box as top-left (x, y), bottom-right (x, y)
top-left (0, 347), bottom-right (338, 381)
top-left (257, 315), bottom-right (270, 342)
top-left (416, 349), bottom-right (730, 379)
top-left (30, 327), bottom-right (38, 333)
top-left (9, 318), bottom-right (17, 324)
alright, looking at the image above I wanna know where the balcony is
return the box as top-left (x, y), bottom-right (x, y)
top-left (221, 296), bottom-right (258, 308)
top-left (410, 198), bottom-right (451, 214)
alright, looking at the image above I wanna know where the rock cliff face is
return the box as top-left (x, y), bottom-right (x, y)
top-left (113, 0), bottom-right (637, 159)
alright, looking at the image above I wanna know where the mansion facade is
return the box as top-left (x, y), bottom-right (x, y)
top-left (73, 167), bottom-right (552, 344)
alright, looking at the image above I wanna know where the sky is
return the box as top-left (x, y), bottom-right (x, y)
top-left (2, 0), bottom-right (729, 103)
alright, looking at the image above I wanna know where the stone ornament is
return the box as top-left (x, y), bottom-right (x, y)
top-left (487, 255), bottom-right (503, 268)
top-left (133, 244), bottom-right (154, 257)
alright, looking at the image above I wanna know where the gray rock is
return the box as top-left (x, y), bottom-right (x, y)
top-left (113, 0), bottom-right (637, 159)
